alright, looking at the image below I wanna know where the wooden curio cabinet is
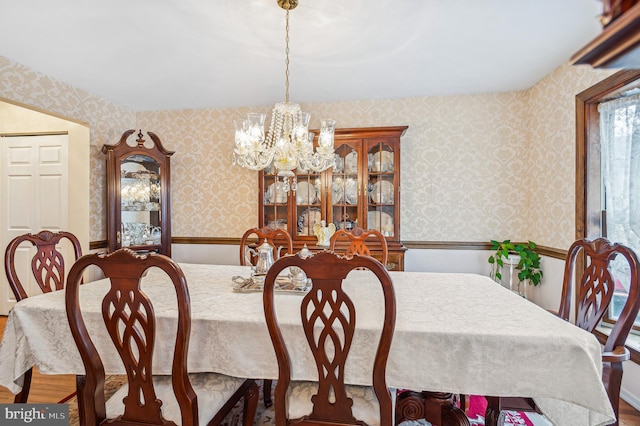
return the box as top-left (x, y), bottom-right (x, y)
top-left (259, 126), bottom-right (408, 270)
top-left (102, 130), bottom-right (174, 256)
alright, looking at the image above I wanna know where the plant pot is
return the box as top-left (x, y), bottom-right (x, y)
top-left (504, 254), bottom-right (520, 293)
top-left (503, 253), bottom-right (520, 266)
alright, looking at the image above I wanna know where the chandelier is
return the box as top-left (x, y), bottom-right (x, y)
top-left (232, 0), bottom-right (336, 193)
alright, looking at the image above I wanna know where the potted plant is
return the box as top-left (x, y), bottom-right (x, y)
top-left (488, 240), bottom-right (543, 293)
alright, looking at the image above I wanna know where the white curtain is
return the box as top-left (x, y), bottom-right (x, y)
top-left (599, 93), bottom-right (640, 250)
top-left (598, 94), bottom-right (640, 304)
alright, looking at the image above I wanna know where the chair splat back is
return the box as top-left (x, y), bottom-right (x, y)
top-left (4, 230), bottom-right (82, 404)
top-left (263, 250), bottom-right (396, 426)
top-left (329, 227), bottom-right (388, 266)
top-left (559, 238), bottom-right (640, 352)
top-left (5, 230), bottom-right (82, 301)
top-left (240, 226), bottom-right (293, 266)
top-left (66, 249), bottom-right (196, 426)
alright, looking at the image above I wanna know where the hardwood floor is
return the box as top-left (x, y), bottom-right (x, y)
top-left (0, 370), bottom-right (76, 404)
top-left (0, 316), bottom-right (639, 425)
top-left (621, 402), bottom-right (640, 426)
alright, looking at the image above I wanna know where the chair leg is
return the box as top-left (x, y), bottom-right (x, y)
top-left (76, 375), bottom-right (100, 426)
top-left (484, 397), bottom-right (500, 426)
top-left (485, 396), bottom-right (539, 426)
top-left (263, 379), bottom-right (273, 407)
top-left (604, 362), bottom-right (623, 426)
top-left (243, 381), bottom-right (260, 426)
top-left (13, 368), bottom-right (33, 403)
top-left (458, 394), bottom-right (468, 413)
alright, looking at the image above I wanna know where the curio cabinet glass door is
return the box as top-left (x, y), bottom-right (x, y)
top-left (102, 130), bottom-right (173, 256)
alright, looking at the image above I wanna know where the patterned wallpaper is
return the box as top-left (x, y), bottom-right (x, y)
top-left (525, 63), bottom-right (614, 249)
top-left (138, 93), bottom-right (532, 242)
top-left (0, 53), bottom-right (618, 249)
top-left (0, 55), bottom-right (135, 243)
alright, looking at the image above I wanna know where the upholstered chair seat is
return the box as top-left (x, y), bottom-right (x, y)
top-left (106, 372), bottom-right (250, 425)
top-left (285, 381), bottom-right (397, 426)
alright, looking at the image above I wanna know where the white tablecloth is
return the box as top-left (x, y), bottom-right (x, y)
top-left (0, 263), bottom-right (615, 426)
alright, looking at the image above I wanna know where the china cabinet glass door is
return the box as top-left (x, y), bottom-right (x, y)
top-left (261, 164), bottom-right (289, 233)
top-left (366, 141), bottom-right (397, 238)
top-left (120, 154), bottom-right (162, 249)
top-left (293, 169), bottom-right (322, 238)
top-left (330, 142), bottom-right (360, 231)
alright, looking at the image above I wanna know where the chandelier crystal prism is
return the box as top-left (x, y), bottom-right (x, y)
top-left (232, 0), bottom-right (336, 193)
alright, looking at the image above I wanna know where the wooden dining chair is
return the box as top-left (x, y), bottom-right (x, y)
top-left (329, 227), bottom-right (388, 266)
top-left (65, 248), bottom-right (259, 426)
top-left (239, 226), bottom-right (293, 407)
top-left (4, 229), bottom-right (83, 403)
top-left (485, 237), bottom-right (640, 426)
top-left (239, 226), bottom-right (293, 267)
top-left (263, 250), bottom-right (396, 426)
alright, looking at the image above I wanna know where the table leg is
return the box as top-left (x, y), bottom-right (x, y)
top-left (395, 390), bottom-right (470, 426)
top-left (243, 381), bottom-right (260, 426)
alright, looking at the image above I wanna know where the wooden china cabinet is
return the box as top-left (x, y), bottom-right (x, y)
top-left (572, 0), bottom-right (640, 68)
top-left (102, 130), bottom-right (174, 256)
top-left (258, 126), bottom-right (408, 270)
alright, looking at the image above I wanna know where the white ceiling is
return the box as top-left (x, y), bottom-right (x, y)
top-left (0, 0), bottom-right (604, 112)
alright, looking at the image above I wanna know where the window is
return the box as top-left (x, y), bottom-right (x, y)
top-left (577, 70), bottom-right (640, 359)
top-left (598, 94), bottom-right (640, 325)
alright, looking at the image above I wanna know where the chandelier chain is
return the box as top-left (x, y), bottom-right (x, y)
top-left (285, 10), bottom-right (290, 103)
top-left (232, 1), bottom-right (336, 185)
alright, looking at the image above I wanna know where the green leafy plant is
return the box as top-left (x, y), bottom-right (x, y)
top-left (488, 240), bottom-right (543, 286)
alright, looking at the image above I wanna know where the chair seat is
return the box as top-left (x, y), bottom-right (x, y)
top-left (287, 381), bottom-right (396, 426)
top-left (106, 372), bottom-right (248, 425)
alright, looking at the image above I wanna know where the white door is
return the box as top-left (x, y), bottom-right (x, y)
top-left (1, 134), bottom-right (69, 314)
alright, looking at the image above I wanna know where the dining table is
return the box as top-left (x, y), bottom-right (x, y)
top-left (0, 262), bottom-right (615, 426)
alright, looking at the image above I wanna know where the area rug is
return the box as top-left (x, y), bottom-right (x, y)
top-left (64, 378), bottom-right (551, 426)
top-left (465, 394), bottom-right (552, 426)
top-left (63, 376), bottom-right (127, 426)
top-left (62, 376), bottom-right (273, 426)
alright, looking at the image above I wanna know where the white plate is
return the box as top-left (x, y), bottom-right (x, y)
top-left (345, 151), bottom-right (358, 174)
top-left (333, 156), bottom-right (344, 173)
top-left (371, 180), bottom-right (394, 204)
top-left (368, 211), bottom-right (393, 231)
top-left (267, 183), bottom-right (287, 204)
top-left (121, 162), bottom-right (147, 174)
top-left (296, 181), bottom-right (317, 204)
top-left (371, 151), bottom-right (393, 172)
top-left (345, 179), bottom-right (358, 204)
top-left (299, 208), bottom-right (322, 235)
top-left (332, 181), bottom-right (344, 203)
top-left (266, 220), bottom-right (288, 231)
